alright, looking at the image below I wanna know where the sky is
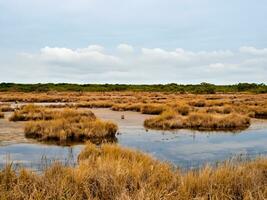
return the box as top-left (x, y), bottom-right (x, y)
top-left (0, 0), bottom-right (267, 84)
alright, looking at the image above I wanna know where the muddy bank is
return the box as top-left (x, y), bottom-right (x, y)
top-left (0, 112), bottom-right (28, 146)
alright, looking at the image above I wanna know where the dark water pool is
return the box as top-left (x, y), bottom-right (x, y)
top-left (0, 108), bottom-right (267, 170)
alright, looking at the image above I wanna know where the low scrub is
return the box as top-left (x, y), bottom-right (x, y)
top-left (111, 103), bottom-right (165, 115)
top-left (144, 111), bottom-right (250, 131)
top-left (24, 109), bottom-right (117, 143)
top-left (174, 104), bottom-right (191, 116)
top-left (76, 101), bottom-right (113, 108)
top-left (249, 107), bottom-right (267, 119)
top-left (140, 104), bottom-right (165, 115)
top-left (205, 106), bottom-right (232, 114)
top-left (45, 103), bottom-right (75, 108)
top-left (0, 143), bottom-right (267, 199)
top-left (189, 100), bottom-right (206, 107)
top-left (9, 104), bottom-right (55, 121)
top-left (111, 103), bottom-right (142, 112)
top-left (0, 104), bottom-right (14, 112)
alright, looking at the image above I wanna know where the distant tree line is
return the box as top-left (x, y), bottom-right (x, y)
top-left (0, 82), bottom-right (266, 94)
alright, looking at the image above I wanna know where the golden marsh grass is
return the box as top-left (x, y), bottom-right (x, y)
top-left (24, 109), bottom-right (118, 143)
top-left (0, 104), bottom-right (14, 112)
top-left (9, 104), bottom-right (56, 121)
top-left (144, 110), bottom-right (251, 131)
top-left (0, 143), bottom-right (267, 200)
top-left (2, 92), bottom-right (267, 131)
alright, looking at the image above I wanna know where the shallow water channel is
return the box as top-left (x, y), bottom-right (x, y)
top-left (0, 107), bottom-right (267, 170)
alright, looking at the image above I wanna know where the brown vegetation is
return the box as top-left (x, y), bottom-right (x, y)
top-left (76, 101), bottom-right (113, 108)
top-left (0, 143), bottom-right (267, 199)
top-left (24, 109), bottom-right (118, 143)
top-left (0, 104), bottom-right (14, 112)
top-left (111, 103), bottom-right (166, 115)
top-left (144, 110), bottom-right (251, 131)
top-left (111, 103), bottom-right (143, 112)
top-left (205, 106), bottom-right (232, 114)
top-left (2, 92), bottom-right (267, 131)
top-left (189, 100), bottom-right (206, 107)
top-left (140, 104), bottom-right (165, 115)
top-left (9, 104), bottom-right (56, 121)
top-left (249, 107), bottom-right (267, 119)
top-left (0, 112), bottom-right (4, 118)
top-left (8, 104), bottom-right (118, 143)
top-left (173, 103), bottom-right (191, 116)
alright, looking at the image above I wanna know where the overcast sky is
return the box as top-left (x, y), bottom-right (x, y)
top-left (0, 0), bottom-right (267, 84)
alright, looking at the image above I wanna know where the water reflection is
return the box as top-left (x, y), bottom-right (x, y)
top-left (95, 109), bottom-right (267, 169)
top-left (0, 143), bottom-right (83, 171)
top-left (34, 136), bottom-right (118, 146)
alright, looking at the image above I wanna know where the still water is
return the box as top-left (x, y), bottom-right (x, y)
top-left (0, 108), bottom-right (267, 170)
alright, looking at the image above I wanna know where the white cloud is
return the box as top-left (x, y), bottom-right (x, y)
top-left (117, 44), bottom-right (134, 54)
top-left (39, 46), bottom-right (122, 72)
top-left (3, 45), bottom-right (267, 84)
top-left (140, 48), bottom-right (233, 64)
top-left (77, 45), bottom-right (105, 52)
top-left (239, 46), bottom-right (267, 56)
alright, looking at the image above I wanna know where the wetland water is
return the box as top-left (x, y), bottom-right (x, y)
top-left (0, 108), bottom-right (267, 170)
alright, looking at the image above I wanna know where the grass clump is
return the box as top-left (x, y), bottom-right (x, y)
top-left (76, 101), bottom-right (113, 108)
top-left (205, 106), bottom-right (232, 114)
top-left (0, 143), bottom-right (267, 199)
top-left (174, 104), bottom-right (191, 116)
top-left (140, 104), bottom-right (165, 115)
top-left (189, 100), bottom-right (206, 107)
top-left (24, 109), bottom-right (117, 143)
top-left (77, 143), bottom-right (178, 199)
top-left (111, 103), bottom-right (165, 115)
top-left (249, 107), bottom-right (267, 119)
top-left (0, 104), bottom-right (14, 112)
top-left (111, 103), bottom-right (142, 112)
top-left (9, 104), bottom-right (55, 121)
top-left (144, 110), bottom-right (184, 130)
top-left (185, 112), bottom-right (250, 131)
top-left (144, 110), bottom-right (250, 131)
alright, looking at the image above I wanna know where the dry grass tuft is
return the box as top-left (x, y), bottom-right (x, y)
top-left (111, 103), bottom-right (165, 115)
top-left (144, 110), bottom-right (250, 131)
top-left (4, 93), bottom-right (267, 131)
top-left (76, 101), bottom-right (113, 108)
top-left (0, 143), bottom-right (267, 199)
top-left (249, 107), bottom-right (267, 119)
top-left (111, 103), bottom-right (143, 112)
top-left (140, 104), bottom-right (165, 115)
top-left (189, 100), bottom-right (206, 107)
top-left (174, 104), bottom-right (191, 116)
top-left (24, 109), bottom-right (117, 143)
top-left (9, 104), bottom-right (55, 121)
top-left (0, 104), bottom-right (14, 112)
top-left (205, 106), bottom-right (232, 114)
